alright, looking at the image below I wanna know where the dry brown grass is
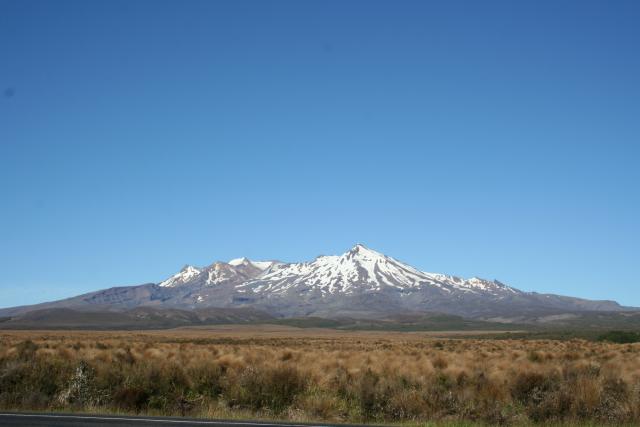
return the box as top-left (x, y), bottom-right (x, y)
top-left (1, 327), bottom-right (639, 425)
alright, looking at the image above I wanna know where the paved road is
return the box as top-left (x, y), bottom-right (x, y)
top-left (0, 413), bottom-right (350, 427)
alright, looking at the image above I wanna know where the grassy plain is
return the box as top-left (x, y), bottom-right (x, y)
top-left (1, 326), bottom-right (639, 425)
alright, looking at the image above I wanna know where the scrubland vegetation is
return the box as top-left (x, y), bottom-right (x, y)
top-left (1, 328), bottom-right (640, 425)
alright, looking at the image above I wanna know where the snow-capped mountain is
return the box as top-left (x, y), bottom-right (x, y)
top-left (238, 244), bottom-right (519, 297)
top-left (0, 244), bottom-right (626, 319)
top-left (142, 244), bottom-right (623, 318)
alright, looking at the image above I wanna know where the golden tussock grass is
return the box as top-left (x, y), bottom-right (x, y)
top-left (0, 327), bottom-right (639, 425)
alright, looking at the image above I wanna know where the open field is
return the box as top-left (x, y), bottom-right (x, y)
top-left (1, 327), bottom-right (640, 425)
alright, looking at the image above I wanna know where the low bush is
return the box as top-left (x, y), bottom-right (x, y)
top-left (225, 364), bottom-right (305, 412)
top-left (598, 330), bottom-right (640, 344)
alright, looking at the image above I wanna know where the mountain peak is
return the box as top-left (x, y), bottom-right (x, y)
top-left (345, 243), bottom-right (384, 258)
top-left (240, 243), bottom-right (432, 297)
top-left (228, 258), bottom-right (277, 271)
top-left (159, 265), bottom-right (202, 287)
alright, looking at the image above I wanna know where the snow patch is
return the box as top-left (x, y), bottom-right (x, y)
top-left (159, 265), bottom-right (202, 287)
top-left (228, 257), bottom-right (274, 271)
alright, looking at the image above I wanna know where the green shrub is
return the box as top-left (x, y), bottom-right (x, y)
top-left (188, 363), bottom-right (224, 397)
top-left (597, 330), bottom-right (640, 344)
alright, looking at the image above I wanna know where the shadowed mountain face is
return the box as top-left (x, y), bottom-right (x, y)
top-left (0, 306), bottom-right (275, 330)
top-left (0, 244), bottom-right (628, 321)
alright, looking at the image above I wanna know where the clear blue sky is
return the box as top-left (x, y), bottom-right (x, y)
top-left (1, 0), bottom-right (639, 308)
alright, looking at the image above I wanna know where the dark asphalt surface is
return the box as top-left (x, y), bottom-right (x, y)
top-left (0, 413), bottom-right (351, 427)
